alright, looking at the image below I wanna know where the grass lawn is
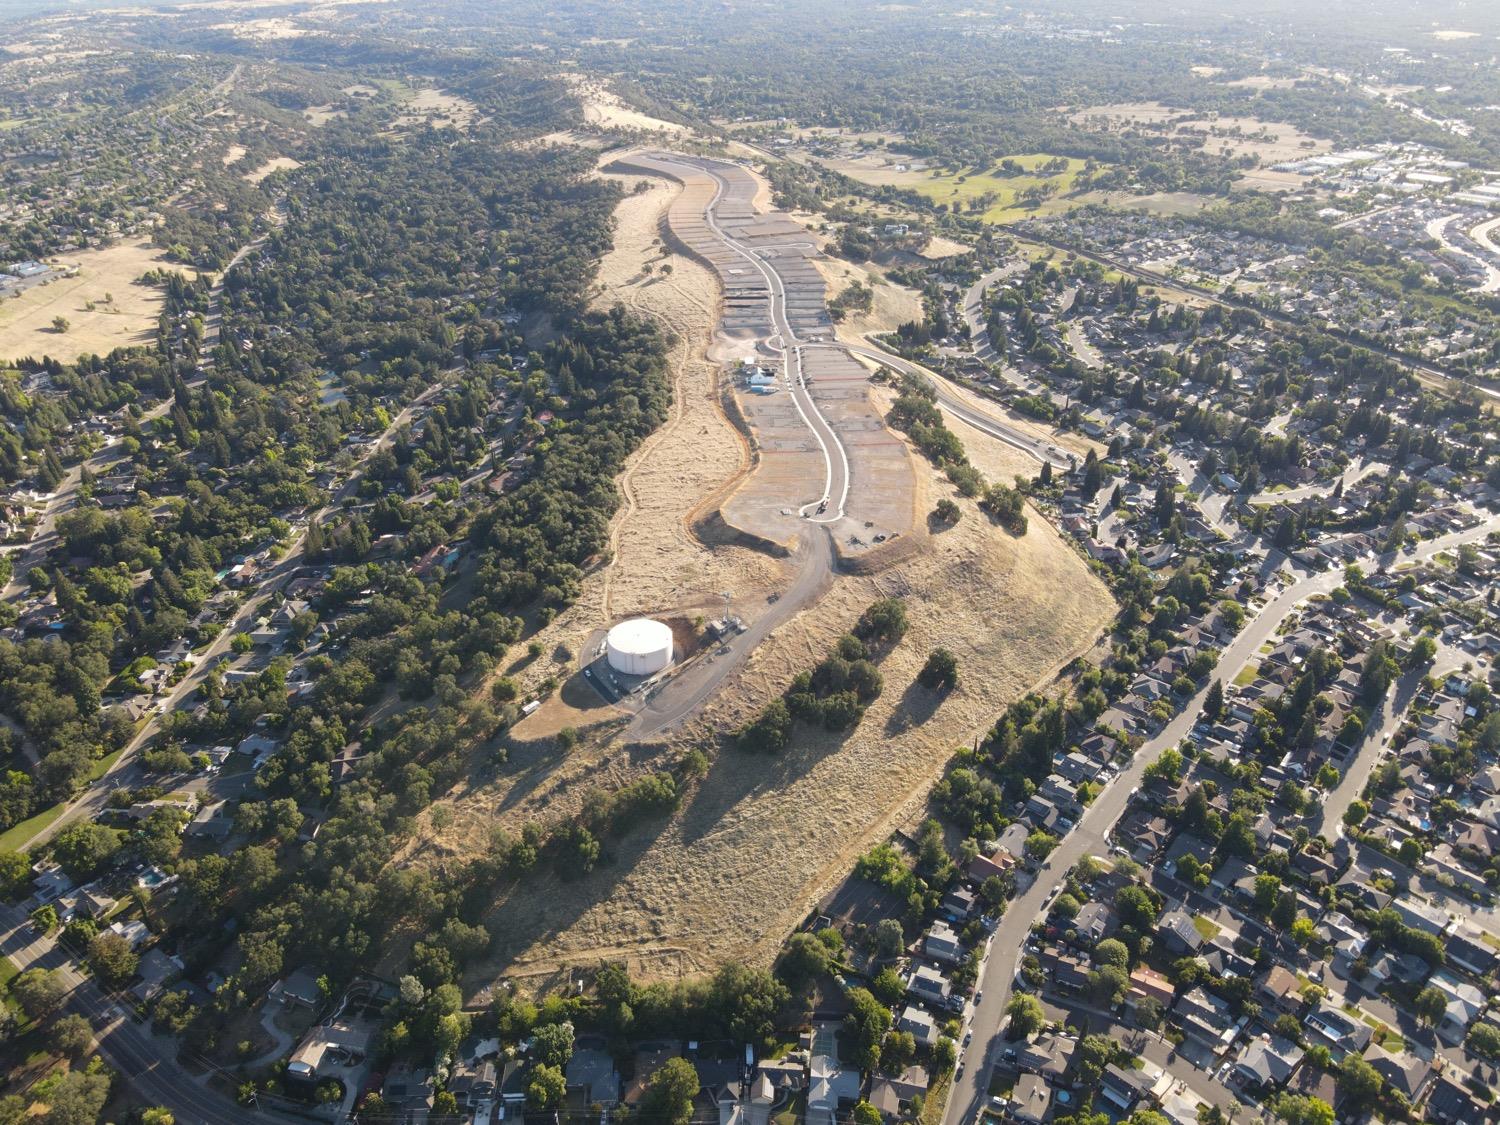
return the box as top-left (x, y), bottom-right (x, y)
top-left (1358, 1013), bottom-right (1405, 1052)
top-left (89, 747), bottom-right (124, 782)
top-left (0, 746), bottom-right (125, 852)
top-left (1233, 664), bottom-right (1259, 687)
top-left (1192, 915), bottom-right (1221, 942)
top-left (0, 802), bottom-right (68, 853)
top-left (774, 1091), bottom-right (807, 1125)
top-left (900, 155), bottom-right (1090, 223)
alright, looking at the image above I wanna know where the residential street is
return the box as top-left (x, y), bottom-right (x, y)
top-left (0, 905), bottom-right (300, 1125)
top-left (13, 373), bottom-right (455, 852)
top-left (942, 512), bottom-right (1500, 1125)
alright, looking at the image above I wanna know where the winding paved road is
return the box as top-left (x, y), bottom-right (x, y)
top-left (620, 155), bottom-right (1075, 739)
top-left (828, 341), bottom-right (1075, 470)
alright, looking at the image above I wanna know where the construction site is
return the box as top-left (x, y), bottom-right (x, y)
top-left (397, 147), bottom-right (1115, 987)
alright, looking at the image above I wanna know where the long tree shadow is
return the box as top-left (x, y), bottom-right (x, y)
top-left (675, 717), bottom-right (867, 849)
top-left (470, 805), bottom-right (684, 988)
top-left (883, 678), bottom-right (946, 736)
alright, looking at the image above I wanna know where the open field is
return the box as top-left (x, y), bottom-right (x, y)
top-left (563, 74), bottom-right (687, 137)
top-left (220, 142), bottom-right (246, 166)
top-left (303, 104), bottom-right (345, 126)
top-left (242, 155), bottom-right (300, 184)
top-left (1219, 74), bottom-right (1301, 91)
top-left (1072, 189), bottom-right (1216, 217)
top-left (814, 257), bottom-right (925, 344)
top-left (823, 153), bottom-right (1089, 224)
top-left (920, 236), bottom-right (973, 259)
top-left (436, 449), bottom-right (1112, 989)
top-left (393, 87), bottom-right (477, 131)
top-left (208, 17), bottom-right (313, 39)
top-left (1068, 102), bottom-right (1330, 167)
top-left (868, 380), bottom-right (1034, 484)
top-left (0, 240), bottom-right (175, 364)
top-left (1233, 169), bottom-right (1319, 194)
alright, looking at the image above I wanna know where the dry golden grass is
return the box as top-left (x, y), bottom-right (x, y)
top-left (1068, 102), bottom-right (1329, 167)
top-left (393, 88), bottom-right (478, 131)
top-left (560, 73), bottom-right (687, 137)
top-left (1220, 75), bottom-right (1300, 91)
top-left (303, 105), bottom-right (345, 126)
top-left (391, 156), bottom-right (1113, 995)
top-left (242, 156), bottom-right (300, 184)
top-left (433, 452), bottom-right (1112, 989)
top-left (813, 257), bottom-right (925, 346)
top-left (0, 240), bottom-right (176, 365)
top-left (208, 17), bottom-right (312, 39)
top-left (920, 236), bottom-right (973, 260)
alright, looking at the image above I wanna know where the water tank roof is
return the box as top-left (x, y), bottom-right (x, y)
top-left (606, 617), bottom-right (672, 655)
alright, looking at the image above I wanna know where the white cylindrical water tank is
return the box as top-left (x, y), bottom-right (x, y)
top-left (605, 618), bottom-right (674, 676)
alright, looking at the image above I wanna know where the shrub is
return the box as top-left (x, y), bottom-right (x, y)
top-left (736, 699), bottom-right (792, 753)
top-left (855, 598), bottom-right (908, 644)
top-left (918, 649), bottom-right (959, 691)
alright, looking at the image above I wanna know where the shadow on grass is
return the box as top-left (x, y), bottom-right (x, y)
top-left (883, 677), bottom-right (945, 736)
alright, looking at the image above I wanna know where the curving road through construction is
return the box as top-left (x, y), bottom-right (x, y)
top-left (689, 155), bottom-right (852, 523)
top-left (613, 151), bottom-right (1083, 739)
top-left (616, 151), bottom-right (853, 738)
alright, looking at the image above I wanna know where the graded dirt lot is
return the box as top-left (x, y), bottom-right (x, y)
top-left (586, 173), bottom-right (784, 622)
top-left (0, 240), bottom-right (176, 364)
top-left (433, 449), bottom-right (1112, 989)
